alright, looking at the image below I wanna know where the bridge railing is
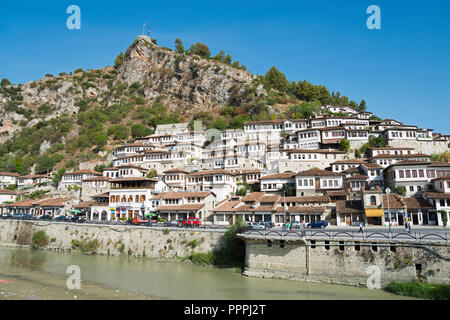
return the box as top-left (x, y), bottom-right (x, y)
top-left (240, 229), bottom-right (448, 243)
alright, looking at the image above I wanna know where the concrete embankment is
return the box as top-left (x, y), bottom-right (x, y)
top-left (0, 220), bottom-right (224, 258)
top-left (241, 237), bottom-right (450, 288)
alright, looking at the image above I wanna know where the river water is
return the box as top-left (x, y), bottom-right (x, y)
top-left (0, 247), bottom-right (413, 300)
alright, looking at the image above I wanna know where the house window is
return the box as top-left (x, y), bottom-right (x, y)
top-left (370, 196), bottom-right (376, 206)
top-left (409, 186), bottom-right (414, 192)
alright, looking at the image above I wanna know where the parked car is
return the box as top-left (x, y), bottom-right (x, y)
top-left (12, 213), bottom-right (24, 219)
top-left (180, 218), bottom-right (201, 227)
top-left (39, 214), bottom-right (53, 220)
top-left (54, 215), bottom-right (69, 222)
top-left (70, 216), bottom-right (85, 223)
top-left (291, 221), bottom-right (303, 229)
top-left (165, 220), bottom-right (181, 227)
top-left (1, 213), bottom-right (12, 219)
top-left (307, 220), bottom-right (328, 229)
top-left (247, 222), bottom-right (264, 230)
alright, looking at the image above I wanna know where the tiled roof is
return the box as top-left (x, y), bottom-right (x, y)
top-left (296, 168), bottom-right (343, 177)
top-left (431, 175), bottom-right (450, 182)
top-left (19, 174), bottom-right (50, 179)
top-left (241, 192), bottom-right (266, 202)
top-left (157, 204), bottom-right (204, 211)
top-left (336, 200), bottom-right (364, 214)
top-left (346, 174), bottom-right (369, 181)
top-left (64, 169), bottom-right (102, 175)
top-left (0, 189), bottom-right (18, 195)
top-left (325, 189), bottom-right (348, 197)
top-left (331, 159), bottom-right (366, 165)
top-left (382, 194), bottom-right (405, 209)
top-left (83, 176), bottom-right (112, 182)
top-left (187, 169), bottom-right (235, 176)
top-left (423, 192), bottom-right (450, 200)
top-left (369, 154), bottom-right (430, 160)
top-left (0, 172), bottom-right (20, 177)
top-left (275, 206), bottom-right (326, 214)
top-left (283, 196), bottom-right (331, 203)
top-left (287, 149), bottom-right (346, 154)
top-left (260, 172), bottom-right (296, 180)
top-left (161, 192), bottom-right (213, 199)
top-left (214, 199), bottom-right (240, 212)
top-left (360, 163), bottom-right (383, 169)
top-left (403, 197), bottom-right (433, 210)
top-left (74, 201), bottom-right (94, 208)
top-left (163, 169), bottom-right (190, 174)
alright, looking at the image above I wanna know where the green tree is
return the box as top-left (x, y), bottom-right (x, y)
top-left (355, 149), bottom-right (361, 158)
top-left (264, 67), bottom-right (288, 92)
top-left (359, 99), bottom-right (367, 111)
top-left (208, 117), bottom-right (227, 131)
top-left (339, 138), bottom-right (351, 152)
top-left (174, 38), bottom-right (185, 54)
top-left (439, 210), bottom-right (448, 227)
top-left (392, 186), bottom-right (406, 196)
top-left (1, 78), bottom-right (11, 88)
top-left (131, 124), bottom-right (152, 138)
top-left (188, 42), bottom-right (211, 58)
top-left (146, 168), bottom-right (158, 178)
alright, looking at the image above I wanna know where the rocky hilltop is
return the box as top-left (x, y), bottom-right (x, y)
top-left (117, 36), bottom-right (262, 110)
top-left (0, 35), bottom-right (265, 143)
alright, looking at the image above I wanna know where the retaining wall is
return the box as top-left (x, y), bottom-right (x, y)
top-left (242, 238), bottom-right (450, 288)
top-left (0, 220), bottom-right (224, 259)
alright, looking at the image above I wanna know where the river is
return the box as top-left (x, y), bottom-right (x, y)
top-left (0, 247), bottom-right (414, 300)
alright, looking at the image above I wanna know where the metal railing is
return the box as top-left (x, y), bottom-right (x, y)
top-left (240, 229), bottom-right (448, 243)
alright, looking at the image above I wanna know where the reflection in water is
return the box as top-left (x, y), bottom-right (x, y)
top-left (0, 247), bottom-right (410, 300)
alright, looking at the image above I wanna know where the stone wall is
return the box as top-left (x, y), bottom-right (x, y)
top-left (242, 238), bottom-right (450, 288)
top-left (389, 140), bottom-right (448, 155)
top-left (0, 220), bottom-right (224, 259)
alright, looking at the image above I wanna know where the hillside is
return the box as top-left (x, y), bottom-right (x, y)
top-left (0, 35), bottom-right (365, 176)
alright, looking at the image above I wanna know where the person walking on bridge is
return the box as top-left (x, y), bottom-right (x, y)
top-left (358, 222), bottom-right (364, 233)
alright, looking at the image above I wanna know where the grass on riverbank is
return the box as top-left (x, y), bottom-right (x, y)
top-left (180, 219), bottom-right (246, 270)
top-left (31, 230), bottom-right (49, 248)
top-left (386, 281), bottom-right (450, 300)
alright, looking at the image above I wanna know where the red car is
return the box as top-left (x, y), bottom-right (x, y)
top-left (180, 218), bottom-right (201, 227)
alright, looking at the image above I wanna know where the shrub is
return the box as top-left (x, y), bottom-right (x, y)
top-left (188, 239), bottom-right (198, 248)
top-left (79, 239), bottom-right (99, 253)
top-left (32, 230), bottom-right (49, 247)
top-left (386, 281), bottom-right (450, 300)
top-left (72, 239), bottom-right (80, 247)
top-left (1, 78), bottom-right (11, 88)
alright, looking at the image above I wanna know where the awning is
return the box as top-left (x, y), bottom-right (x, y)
top-left (68, 209), bottom-right (82, 214)
top-left (365, 209), bottom-right (384, 217)
top-left (145, 213), bottom-right (157, 217)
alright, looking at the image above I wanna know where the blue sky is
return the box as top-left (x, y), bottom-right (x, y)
top-left (1, 0), bottom-right (449, 133)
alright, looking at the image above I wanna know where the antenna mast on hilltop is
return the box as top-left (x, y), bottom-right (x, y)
top-left (142, 22), bottom-right (146, 35)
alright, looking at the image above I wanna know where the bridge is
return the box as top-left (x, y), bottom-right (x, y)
top-left (238, 229), bottom-right (449, 244)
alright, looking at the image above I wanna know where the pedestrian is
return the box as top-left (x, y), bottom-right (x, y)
top-left (359, 222), bottom-right (364, 233)
top-left (405, 219), bottom-right (408, 232)
top-left (282, 223), bottom-right (286, 232)
top-left (408, 221), bottom-right (412, 233)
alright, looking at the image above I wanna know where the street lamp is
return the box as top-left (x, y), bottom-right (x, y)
top-left (385, 188), bottom-right (391, 233)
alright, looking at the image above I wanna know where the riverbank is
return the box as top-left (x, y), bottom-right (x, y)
top-left (386, 281), bottom-right (450, 300)
top-left (0, 247), bottom-right (413, 300)
top-left (0, 265), bottom-right (159, 300)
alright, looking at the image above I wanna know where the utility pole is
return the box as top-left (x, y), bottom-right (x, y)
top-left (386, 188), bottom-right (391, 234)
